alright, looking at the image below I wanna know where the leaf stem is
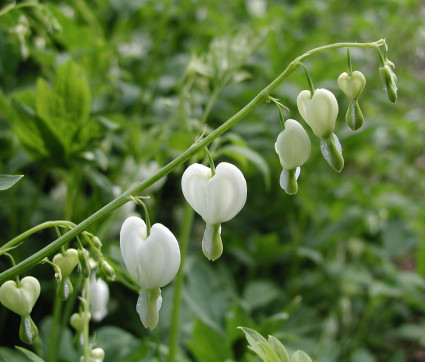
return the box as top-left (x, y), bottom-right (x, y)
top-left (0, 39), bottom-right (385, 284)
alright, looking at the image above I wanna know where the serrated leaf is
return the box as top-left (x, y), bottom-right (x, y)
top-left (290, 350), bottom-right (313, 362)
top-left (268, 335), bottom-right (290, 362)
top-left (15, 346), bottom-right (45, 362)
top-left (218, 145), bottom-right (271, 189)
top-left (0, 174), bottom-right (23, 190)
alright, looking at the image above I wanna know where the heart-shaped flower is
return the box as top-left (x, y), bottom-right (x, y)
top-left (181, 162), bottom-right (247, 225)
top-left (297, 88), bottom-right (339, 139)
top-left (53, 248), bottom-right (79, 278)
top-left (120, 216), bottom-right (180, 329)
top-left (120, 216), bottom-right (180, 290)
top-left (275, 119), bottom-right (311, 171)
top-left (0, 276), bottom-right (41, 316)
top-left (338, 71), bottom-right (366, 100)
top-left (181, 162), bottom-right (247, 260)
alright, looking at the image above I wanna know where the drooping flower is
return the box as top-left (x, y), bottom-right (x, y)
top-left (0, 276), bottom-right (40, 317)
top-left (338, 71), bottom-right (366, 101)
top-left (120, 216), bottom-right (180, 329)
top-left (297, 89), bottom-right (344, 172)
top-left (181, 162), bottom-right (247, 261)
top-left (89, 276), bottom-right (109, 322)
top-left (274, 119), bottom-right (311, 194)
top-left (338, 71), bottom-right (366, 130)
top-left (0, 276), bottom-right (41, 344)
top-left (297, 88), bottom-right (339, 139)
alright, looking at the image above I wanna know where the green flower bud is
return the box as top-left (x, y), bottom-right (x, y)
top-left (70, 312), bottom-right (91, 332)
top-left (53, 248), bottom-right (79, 278)
top-left (78, 248), bottom-right (91, 278)
top-left (338, 71), bottom-right (366, 100)
top-left (99, 260), bottom-right (115, 282)
top-left (19, 315), bottom-right (38, 344)
top-left (202, 223), bottom-right (223, 261)
top-left (57, 277), bottom-right (73, 300)
top-left (0, 276), bottom-right (41, 316)
top-left (321, 134), bottom-right (344, 172)
top-left (345, 100), bottom-right (364, 131)
top-left (379, 63), bottom-right (397, 103)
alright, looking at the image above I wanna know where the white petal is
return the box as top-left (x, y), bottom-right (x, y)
top-left (138, 223), bottom-right (181, 289)
top-left (296, 90), bottom-right (312, 126)
top-left (206, 162), bottom-right (247, 224)
top-left (275, 119), bottom-right (311, 170)
top-left (308, 89), bottom-right (338, 138)
top-left (181, 163), bottom-right (211, 220)
top-left (89, 277), bottom-right (109, 322)
top-left (120, 216), bottom-right (147, 283)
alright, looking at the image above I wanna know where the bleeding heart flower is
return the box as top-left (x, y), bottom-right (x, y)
top-left (338, 71), bottom-right (366, 100)
top-left (297, 88), bottom-right (339, 139)
top-left (0, 276), bottom-right (40, 316)
top-left (181, 162), bottom-right (247, 260)
top-left (89, 276), bottom-right (109, 322)
top-left (53, 248), bottom-right (79, 278)
top-left (120, 216), bottom-right (180, 329)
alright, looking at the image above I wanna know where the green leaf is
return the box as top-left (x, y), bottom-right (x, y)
top-left (243, 280), bottom-right (282, 310)
top-left (0, 174), bottom-right (23, 190)
top-left (290, 350), bottom-right (313, 362)
top-left (15, 347), bottom-right (45, 362)
top-left (0, 347), bottom-right (29, 362)
top-left (238, 326), bottom-right (268, 361)
top-left (218, 145), bottom-right (271, 189)
top-left (186, 319), bottom-right (233, 362)
top-left (268, 335), bottom-right (290, 362)
top-left (258, 341), bottom-right (282, 362)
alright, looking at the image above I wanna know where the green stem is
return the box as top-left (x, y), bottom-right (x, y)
top-left (204, 148), bottom-right (216, 176)
top-left (347, 47), bottom-right (353, 75)
top-left (82, 278), bottom-right (91, 362)
top-left (0, 221), bottom-right (76, 252)
top-left (297, 62), bottom-right (315, 96)
top-left (47, 294), bottom-right (63, 362)
top-left (200, 85), bottom-right (221, 126)
top-left (130, 196), bottom-right (151, 236)
top-left (167, 202), bottom-right (195, 362)
top-left (0, 39), bottom-right (385, 284)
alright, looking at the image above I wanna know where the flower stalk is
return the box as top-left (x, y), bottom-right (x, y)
top-left (0, 39), bottom-right (386, 284)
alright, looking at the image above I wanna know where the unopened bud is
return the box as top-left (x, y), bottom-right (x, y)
top-left (379, 63), bottom-right (397, 103)
top-left (78, 248), bottom-right (91, 278)
top-left (99, 260), bottom-right (115, 281)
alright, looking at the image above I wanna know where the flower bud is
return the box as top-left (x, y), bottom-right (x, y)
top-left (0, 276), bottom-right (41, 316)
top-left (70, 312), bottom-right (91, 332)
top-left (90, 348), bottom-right (105, 362)
top-left (89, 276), bottom-right (109, 322)
top-left (337, 71), bottom-right (366, 100)
top-left (57, 277), bottom-right (73, 300)
top-left (99, 260), bottom-right (115, 282)
top-left (345, 100), bottom-right (364, 131)
top-left (297, 89), bottom-right (339, 139)
top-left (275, 119), bottom-right (311, 171)
top-left (379, 63), bottom-right (397, 103)
top-left (19, 315), bottom-right (38, 344)
top-left (53, 248), bottom-right (79, 278)
top-left (78, 248), bottom-right (91, 278)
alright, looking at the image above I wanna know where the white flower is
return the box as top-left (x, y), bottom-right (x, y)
top-left (297, 88), bottom-right (339, 139)
top-left (181, 162), bottom-right (247, 225)
top-left (0, 276), bottom-right (40, 317)
top-left (275, 119), bottom-right (311, 171)
top-left (89, 276), bottom-right (109, 322)
top-left (120, 216), bottom-right (180, 329)
top-left (181, 162), bottom-right (247, 260)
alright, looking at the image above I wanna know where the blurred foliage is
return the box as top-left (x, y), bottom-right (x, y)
top-left (0, 0), bottom-right (425, 361)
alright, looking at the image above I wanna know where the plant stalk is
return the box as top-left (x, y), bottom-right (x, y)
top-left (0, 39), bottom-right (385, 284)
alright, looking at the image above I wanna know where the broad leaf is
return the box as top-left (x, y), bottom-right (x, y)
top-left (0, 174), bottom-right (23, 190)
